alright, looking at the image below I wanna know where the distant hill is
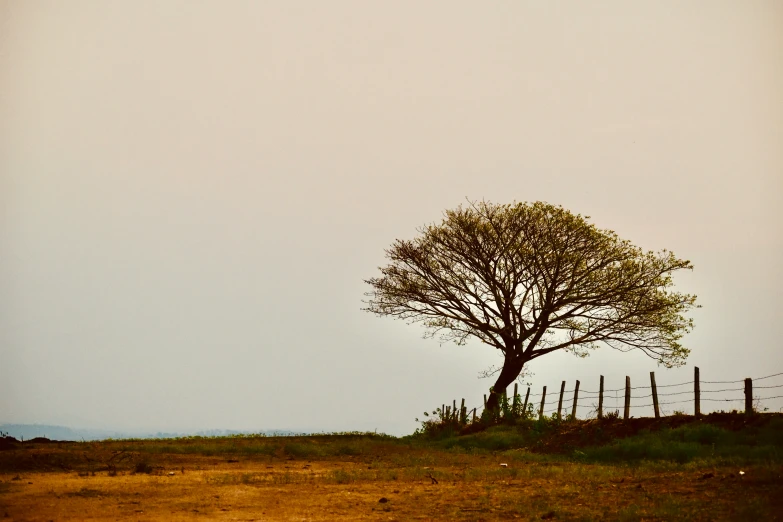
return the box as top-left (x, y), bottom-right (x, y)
top-left (0, 424), bottom-right (302, 441)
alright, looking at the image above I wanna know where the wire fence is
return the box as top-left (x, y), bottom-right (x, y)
top-left (436, 369), bottom-right (783, 424)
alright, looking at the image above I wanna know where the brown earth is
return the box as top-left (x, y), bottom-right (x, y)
top-left (1, 426), bottom-right (782, 521)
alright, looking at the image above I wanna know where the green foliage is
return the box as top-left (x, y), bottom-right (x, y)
top-left (576, 420), bottom-right (783, 465)
top-left (414, 408), bottom-right (461, 438)
top-left (366, 200), bottom-right (698, 410)
top-left (434, 425), bottom-right (539, 452)
top-left (414, 394), bottom-right (539, 438)
top-left (409, 413), bottom-right (783, 468)
top-left (411, 406), bottom-right (567, 453)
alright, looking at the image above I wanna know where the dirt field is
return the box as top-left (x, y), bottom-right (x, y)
top-left (1, 432), bottom-right (781, 521)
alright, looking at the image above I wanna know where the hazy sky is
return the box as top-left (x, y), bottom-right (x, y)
top-left (1, 1), bottom-right (781, 436)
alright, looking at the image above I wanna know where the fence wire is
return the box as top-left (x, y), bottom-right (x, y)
top-left (757, 372), bottom-right (783, 381)
top-left (446, 370), bottom-right (782, 422)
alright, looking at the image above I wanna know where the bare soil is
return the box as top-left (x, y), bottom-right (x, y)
top-left (1, 430), bottom-right (781, 521)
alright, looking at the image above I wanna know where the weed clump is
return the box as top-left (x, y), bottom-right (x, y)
top-left (134, 462), bottom-right (153, 474)
top-left (414, 392), bottom-right (553, 441)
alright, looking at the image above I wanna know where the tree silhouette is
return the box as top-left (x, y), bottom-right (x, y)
top-left (364, 201), bottom-right (698, 411)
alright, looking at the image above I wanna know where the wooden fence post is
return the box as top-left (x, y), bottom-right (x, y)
top-left (598, 375), bottom-right (604, 419)
top-left (539, 386), bottom-right (547, 420)
top-left (523, 387), bottom-right (531, 418)
top-left (453, 400), bottom-right (457, 421)
top-left (624, 376), bottom-right (631, 420)
top-left (650, 372), bottom-right (660, 419)
top-left (694, 367), bottom-right (700, 417)
top-left (472, 408), bottom-right (477, 423)
top-left (441, 404), bottom-right (445, 421)
top-left (513, 383), bottom-right (519, 416)
top-left (460, 398), bottom-right (466, 424)
top-left (571, 380), bottom-right (580, 420)
top-left (745, 378), bottom-right (753, 415)
top-left (445, 406), bottom-right (450, 420)
top-left (557, 381), bottom-right (566, 421)
top-left (483, 394), bottom-right (487, 408)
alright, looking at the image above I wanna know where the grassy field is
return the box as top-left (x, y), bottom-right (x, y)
top-left (1, 413), bottom-right (781, 521)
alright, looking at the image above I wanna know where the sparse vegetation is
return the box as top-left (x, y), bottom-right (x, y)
top-left (133, 462), bottom-right (153, 474)
top-left (1, 413), bottom-right (781, 520)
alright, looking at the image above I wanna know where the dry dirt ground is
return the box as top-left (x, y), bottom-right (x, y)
top-left (0, 437), bottom-right (781, 521)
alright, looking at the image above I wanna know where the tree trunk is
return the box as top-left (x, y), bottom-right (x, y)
top-left (485, 358), bottom-right (524, 411)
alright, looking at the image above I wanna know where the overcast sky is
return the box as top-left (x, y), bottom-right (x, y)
top-left (1, 1), bottom-right (781, 436)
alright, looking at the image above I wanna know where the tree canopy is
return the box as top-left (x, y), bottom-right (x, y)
top-left (364, 201), bottom-right (698, 410)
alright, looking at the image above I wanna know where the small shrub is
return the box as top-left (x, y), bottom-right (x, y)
top-left (134, 462), bottom-right (153, 474)
top-left (329, 469), bottom-right (355, 484)
top-left (753, 396), bottom-right (769, 413)
top-left (414, 408), bottom-right (461, 438)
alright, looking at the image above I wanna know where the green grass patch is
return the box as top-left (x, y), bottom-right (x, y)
top-left (407, 420), bottom-right (558, 453)
top-left (576, 418), bottom-right (783, 465)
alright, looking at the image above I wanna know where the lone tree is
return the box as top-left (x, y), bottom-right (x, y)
top-left (364, 201), bottom-right (698, 411)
